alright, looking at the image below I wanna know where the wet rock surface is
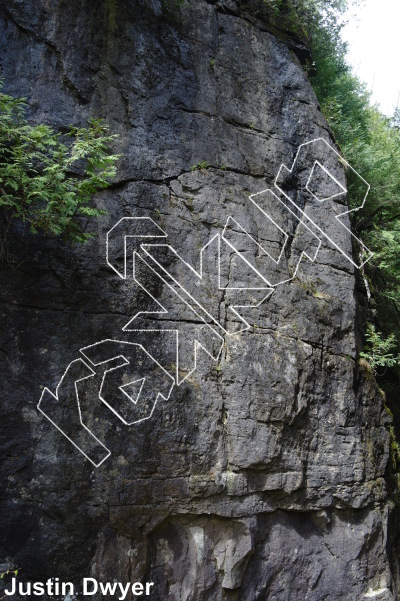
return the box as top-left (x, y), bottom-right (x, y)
top-left (0, 1), bottom-right (397, 599)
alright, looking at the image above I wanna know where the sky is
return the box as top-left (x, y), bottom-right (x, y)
top-left (341, 0), bottom-right (400, 116)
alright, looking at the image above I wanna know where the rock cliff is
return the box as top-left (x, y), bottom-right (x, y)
top-left (0, 1), bottom-right (397, 599)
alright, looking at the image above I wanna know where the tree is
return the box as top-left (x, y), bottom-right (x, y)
top-left (0, 85), bottom-right (119, 248)
top-left (301, 0), bottom-right (400, 409)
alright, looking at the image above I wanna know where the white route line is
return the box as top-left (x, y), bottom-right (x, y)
top-left (306, 160), bottom-right (347, 202)
top-left (106, 216), bottom-right (167, 279)
top-left (39, 137), bottom-right (373, 467)
top-left (80, 340), bottom-right (175, 425)
top-left (274, 137), bottom-right (373, 268)
top-left (223, 190), bottom-right (322, 288)
top-left (37, 359), bottom-right (111, 468)
top-left (123, 253), bottom-right (224, 385)
top-left (140, 233), bottom-right (272, 335)
top-left (120, 378), bottom-right (145, 405)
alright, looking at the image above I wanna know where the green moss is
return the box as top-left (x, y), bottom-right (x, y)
top-left (313, 290), bottom-right (331, 300)
top-left (390, 426), bottom-right (400, 472)
top-left (294, 276), bottom-right (317, 295)
top-left (358, 357), bottom-right (371, 370)
top-left (385, 404), bottom-right (393, 419)
top-left (106, 0), bottom-right (117, 34)
top-left (160, 0), bottom-right (186, 22)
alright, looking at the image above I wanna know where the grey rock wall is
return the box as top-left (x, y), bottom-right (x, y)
top-left (0, 1), bottom-right (397, 599)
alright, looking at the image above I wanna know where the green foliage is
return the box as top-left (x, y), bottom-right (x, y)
top-left (238, 0), bottom-right (283, 19)
top-left (160, 0), bottom-right (186, 19)
top-left (0, 85), bottom-right (119, 244)
top-left (341, 109), bottom-right (400, 325)
top-left (163, 0), bottom-right (185, 6)
top-left (360, 325), bottom-right (400, 373)
top-left (0, 568), bottom-right (18, 579)
top-left (238, 0), bottom-right (351, 37)
top-left (190, 161), bottom-right (210, 172)
top-left (302, 0), bottom-right (400, 392)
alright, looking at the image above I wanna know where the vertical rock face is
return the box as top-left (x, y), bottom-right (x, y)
top-left (0, 1), bottom-right (396, 599)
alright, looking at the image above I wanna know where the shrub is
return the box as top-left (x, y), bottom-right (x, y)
top-left (0, 85), bottom-right (119, 245)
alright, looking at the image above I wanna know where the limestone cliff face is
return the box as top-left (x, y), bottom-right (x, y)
top-left (0, 1), bottom-right (397, 599)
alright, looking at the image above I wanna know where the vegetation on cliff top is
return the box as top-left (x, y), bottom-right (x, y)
top-left (240, 1), bottom-right (400, 388)
top-left (276, 0), bottom-right (400, 417)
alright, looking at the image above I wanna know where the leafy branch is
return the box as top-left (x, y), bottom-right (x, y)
top-left (0, 84), bottom-right (120, 245)
top-left (360, 324), bottom-right (400, 374)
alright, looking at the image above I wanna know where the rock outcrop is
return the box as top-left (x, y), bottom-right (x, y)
top-left (0, 1), bottom-right (397, 599)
